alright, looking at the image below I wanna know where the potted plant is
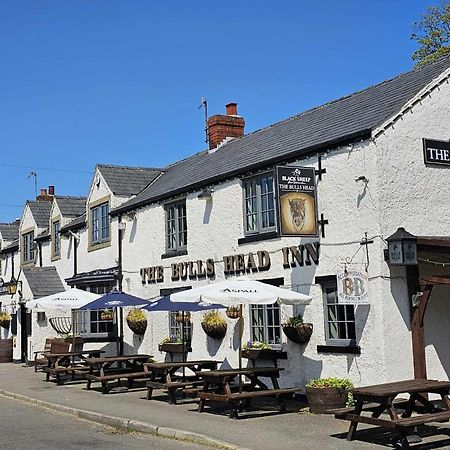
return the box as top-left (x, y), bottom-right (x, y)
top-left (126, 308), bottom-right (147, 335)
top-left (282, 314), bottom-right (313, 344)
top-left (241, 340), bottom-right (287, 361)
top-left (0, 312), bottom-right (11, 329)
top-left (175, 312), bottom-right (191, 323)
top-left (158, 335), bottom-right (192, 353)
top-left (306, 377), bottom-right (354, 414)
top-left (100, 309), bottom-right (114, 321)
top-left (226, 306), bottom-right (240, 319)
top-left (201, 310), bottom-right (227, 339)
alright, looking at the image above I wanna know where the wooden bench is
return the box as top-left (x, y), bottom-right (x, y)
top-left (199, 387), bottom-right (300, 418)
top-left (85, 370), bottom-right (151, 394)
top-left (34, 339), bottom-right (69, 372)
top-left (146, 379), bottom-right (204, 404)
top-left (396, 410), bottom-right (450, 428)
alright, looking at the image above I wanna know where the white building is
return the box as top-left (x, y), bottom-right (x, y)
top-left (2, 56), bottom-right (450, 388)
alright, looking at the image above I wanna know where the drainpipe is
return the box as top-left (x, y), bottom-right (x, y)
top-left (11, 251), bottom-right (15, 279)
top-left (38, 242), bottom-right (43, 267)
top-left (73, 235), bottom-right (78, 276)
top-left (117, 215), bottom-right (124, 355)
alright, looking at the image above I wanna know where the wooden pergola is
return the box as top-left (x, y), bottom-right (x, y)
top-left (412, 275), bottom-right (450, 379)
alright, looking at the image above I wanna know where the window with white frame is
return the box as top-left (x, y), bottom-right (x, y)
top-left (250, 304), bottom-right (282, 346)
top-left (323, 281), bottom-right (356, 344)
top-left (52, 221), bottom-right (60, 256)
top-left (168, 312), bottom-right (192, 343)
top-left (91, 202), bottom-right (110, 245)
top-left (165, 201), bottom-right (187, 253)
top-left (243, 173), bottom-right (276, 235)
top-left (22, 232), bottom-right (35, 264)
top-left (76, 283), bottom-right (115, 337)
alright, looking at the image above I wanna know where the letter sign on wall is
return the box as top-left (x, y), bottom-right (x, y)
top-left (337, 270), bottom-right (369, 305)
top-left (423, 138), bottom-right (450, 167)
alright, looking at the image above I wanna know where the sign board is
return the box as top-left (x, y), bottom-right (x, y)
top-left (337, 270), bottom-right (369, 305)
top-left (423, 138), bottom-right (450, 167)
top-left (276, 166), bottom-right (318, 236)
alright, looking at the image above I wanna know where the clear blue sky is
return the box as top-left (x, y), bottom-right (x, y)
top-left (0, 1), bottom-right (434, 222)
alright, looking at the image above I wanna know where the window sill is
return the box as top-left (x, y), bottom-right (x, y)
top-left (161, 249), bottom-right (188, 259)
top-left (238, 231), bottom-right (279, 245)
top-left (80, 335), bottom-right (117, 343)
top-left (317, 344), bottom-right (361, 355)
top-left (88, 240), bottom-right (111, 252)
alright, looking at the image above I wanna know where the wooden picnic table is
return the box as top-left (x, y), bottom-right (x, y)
top-left (83, 354), bottom-right (152, 394)
top-left (43, 350), bottom-right (105, 384)
top-left (335, 379), bottom-right (450, 449)
top-left (196, 367), bottom-right (300, 419)
top-left (144, 360), bottom-right (220, 404)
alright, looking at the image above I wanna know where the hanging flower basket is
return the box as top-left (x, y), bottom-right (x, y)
top-left (100, 310), bottom-right (114, 321)
top-left (201, 322), bottom-right (227, 340)
top-left (282, 323), bottom-right (313, 344)
top-left (126, 308), bottom-right (147, 335)
top-left (0, 317), bottom-right (11, 330)
top-left (175, 312), bottom-right (191, 323)
top-left (226, 306), bottom-right (240, 319)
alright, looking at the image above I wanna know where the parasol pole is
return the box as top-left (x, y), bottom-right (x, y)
top-left (182, 311), bottom-right (186, 381)
top-left (239, 304), bottom-right (243, 393)
top-left (72, 309), bottom-right (76, 351)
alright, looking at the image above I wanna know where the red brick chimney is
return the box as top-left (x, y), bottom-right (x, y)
top-left (36, 186), bottom-right (55, 202)
top-left (207, 102), bottom-right (245, 150)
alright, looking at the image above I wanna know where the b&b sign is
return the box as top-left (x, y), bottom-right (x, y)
top-left (423, 138), bottom-right (450, 167)
top-left (337, 270), bottom-right (369, 305)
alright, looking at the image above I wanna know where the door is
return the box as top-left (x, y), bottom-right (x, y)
top-left (19, 305), bottom-right (31, 363)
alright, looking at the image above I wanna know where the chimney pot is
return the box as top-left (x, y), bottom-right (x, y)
top-left (226, 102), bottom-right (238, 116)
top-left (40, 188), bottom-right (47, 196)
top-left (48, 185), bottom-right (55, 196)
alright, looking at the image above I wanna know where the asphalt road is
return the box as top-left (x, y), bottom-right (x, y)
top-left (0, 396), bottom-right (204, 450)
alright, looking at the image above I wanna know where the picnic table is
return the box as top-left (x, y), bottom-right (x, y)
top-left (144, 360), bottom-right (220, 404)
top-left (334, 379), bottom-right (450, 449)
top-left (84, 354), bottom-right (152, 394)
top-left (196, 367), bottom-right (300, 419)
top-left (43, 350), bottom-right (105, 384)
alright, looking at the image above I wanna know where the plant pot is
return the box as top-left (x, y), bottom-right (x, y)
top-left (100, 311), bottom-right (113, 321)
top-left (241, 348), bottom-right (287, 361)
top-left (282, 323), bottom-right (313, 344)
top-left (175, 312), bottom-right (191, 323)
top-left (201, 322), bottom-right (227, 340)
top-left (226, 308), bottom-right (240, 319)
top-left (127, 318), bottom-right (147, 335)
top-left (306, 386), bottom-right (349, 414)
top-left (158, 343), bottom-right (192, 353)
top-left (0, 318), bottom-right (11, 330)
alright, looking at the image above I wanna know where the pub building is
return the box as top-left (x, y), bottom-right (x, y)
top-left (1, 55), bottom-right (449, 388)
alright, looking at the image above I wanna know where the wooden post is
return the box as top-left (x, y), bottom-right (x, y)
top-left (411, 284), bottom-right (433, 379)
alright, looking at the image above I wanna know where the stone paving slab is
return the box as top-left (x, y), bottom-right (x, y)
top-left (1, 364), bottom-right (449, 449)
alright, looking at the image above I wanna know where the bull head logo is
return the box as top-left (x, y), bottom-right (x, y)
top-left (289, 198), bottom-right (305, 231)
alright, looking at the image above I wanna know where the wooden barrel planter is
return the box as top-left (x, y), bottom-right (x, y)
top-left (0, 339), bottom-right (13, 363)
top-left (282, 323), bottom-right (313, 344)
top-left (201, 322), bottom-right (227, 340)
top-left (306, 387), bottom-right (349, 414)
top-left (126, 319), bottom-right (147, 335)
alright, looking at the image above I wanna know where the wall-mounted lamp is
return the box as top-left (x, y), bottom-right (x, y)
top-left (386, 227), bottom-right (418, 266)
top-left (118, 222), bottom-right (126, 231)
top-left (198, 188), bottom-right (213, 200)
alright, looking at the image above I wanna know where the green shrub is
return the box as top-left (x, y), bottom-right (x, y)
top-left (126, 308), bottom-right (146, 322)
top-left (306, 377), bottom-right (353, 390)
top-left (202, 310), bottom-right (226, 326)
top-left (243, 340), bottom-right (271, 350)
top-left (0, 312), bottom-right (11, 321)
top-left (284, 314), bottom-right (304, 327)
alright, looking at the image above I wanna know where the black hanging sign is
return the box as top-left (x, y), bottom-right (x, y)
top-left (276, 166), bottom-right (318, 237)
top-left (423, 138), bottom-right (450, 167)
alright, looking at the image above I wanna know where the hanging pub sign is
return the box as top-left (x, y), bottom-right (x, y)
top-left (337, 270), bottom-right (369, 305)
top-left (423, 138), bottom-right (450, 167)
top-left (276, 166), bottom-right (318, 236)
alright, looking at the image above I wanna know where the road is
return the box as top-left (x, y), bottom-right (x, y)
top-left (0, 395), bottom-right (204, 450)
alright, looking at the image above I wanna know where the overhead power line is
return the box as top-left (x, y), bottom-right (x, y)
top-left (0, 163), bottom-right (92, 174)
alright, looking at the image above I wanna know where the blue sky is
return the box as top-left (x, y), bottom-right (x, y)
top-left (0, 1), bottom-right (434, 222)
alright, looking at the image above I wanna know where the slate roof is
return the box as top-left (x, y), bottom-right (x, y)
top-left (59, 213), bottom-right (86, 233)
top-left (22, 267), bottom-right (64, 299)
top-left (0, 239), bottom-right (19, 254)
top-left (54, 196), bottom-right (86, 218)
top-left (0, 221), bottom-right (20, 242)
top-left (27, 201), bottom-right (53, 228)
top-left (97, 164), bottom-right (163, 197)
top-left (112, 55), bottom-right (450, 216)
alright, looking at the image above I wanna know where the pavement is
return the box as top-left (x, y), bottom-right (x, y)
top-left (1, 363), bottom-right (450, 450)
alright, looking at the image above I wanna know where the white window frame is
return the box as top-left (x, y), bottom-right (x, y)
top-left (165, 200), bottom-right (187, 253)
top-left (22, 231), bottom-right (35, 264)
top-left (168, 312), bottom-right (192, 343)
top-left (322, 281), bottom-right (356, 345)
top-left (53, 221), bottom-right (60, 256)
top-left (242, 173), bottom-right (276, 235)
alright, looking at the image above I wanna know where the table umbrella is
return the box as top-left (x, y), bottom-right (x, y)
top-left (80, 290), bottom-right (151, 355)
top-left (171, 277), bottom-right (312, 390)
top-left (26, 288), bottom-right (101, 349)
top-left (143, 296), bottom-right (225, 377)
